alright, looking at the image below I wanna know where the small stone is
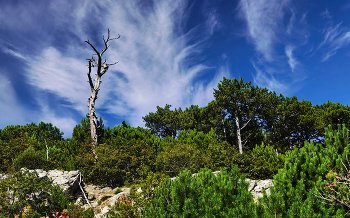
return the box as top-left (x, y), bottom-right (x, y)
top-left (91, 201), bottom-right (99, 208)
top-left (100, 187), bottom-right (112, 193)
top-left (75, 197), bottom-right (83, 205)
top-left (101, 206), bottom-right (110, 214)
top-left (82, 204), bottom-right (90, 210)
top-left (88, 192), bottom-right (95, 200)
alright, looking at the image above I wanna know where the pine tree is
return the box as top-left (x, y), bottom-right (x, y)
top-left (143, 166), bottom-right (263, 217)
top-left (259, 124), bottom-right (350, 217)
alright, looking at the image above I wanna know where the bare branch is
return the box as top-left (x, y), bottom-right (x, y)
top-left (85, 40), bottom-right (100, 57)
top-left (241, 117), bottom-right (252, 130)
top-left (106, 61), bottom-right (118, 66)
top-left (86, 58), bottom-right (94, 90)
top-left (242, 133), bottom-right (252, 147)
top-left (101, 29), bottom-right (120, 56)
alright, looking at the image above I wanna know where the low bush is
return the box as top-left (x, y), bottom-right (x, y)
top-left (142, 166), bottom-right (264, 217)
top-left (114, 188), bottom-right (123, 195)
top-left (237, 143), bottom-right (285, 180)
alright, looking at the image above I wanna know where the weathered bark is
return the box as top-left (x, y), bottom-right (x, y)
top-left (85, 29), bottom-right (120, 161)
top-left (235, 109), bottom-right (252, 154)
top-left (235, 113), bottom-right (243, 154)
top-left (222, 118), bottom-right (227, 142)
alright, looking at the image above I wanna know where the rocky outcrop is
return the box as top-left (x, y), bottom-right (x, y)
top-left (79, 184), bottom-right (130, 217)
top-left (25, 169), bottom-right (81, 194)
top-left (0, 169), bottom-right (274, 216)
top-left (171, 171), bottom-right (274, 201)
top-left (246, 178), bottom-right (274, 201)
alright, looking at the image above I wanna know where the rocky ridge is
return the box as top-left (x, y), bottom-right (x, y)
top-left (0, 169), bottom-right (274, 217)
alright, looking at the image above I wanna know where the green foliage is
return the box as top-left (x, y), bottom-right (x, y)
top-left (142, 104), bottom-right (181, 138)
top-left (205, 135), bottom-right (237, 171)
top-left (0, 122), bottom-right (63, 143)
top-left (177, 128), bottom-right (218, 151)
top-left (259, 124), bottom-right (350, 217)
top-left (237, 143), bottom-right (285, 180)
top-left (129, 171), bottom-right (167, 216)
top-left (14, 146), bottom-right (50, 171)
top-left (114, 188), bottom-right (123, 195)
top-left (155, 142), bottom-right (207, 177)
top-left (0, 122), bottom-right (64, 174)
top-left (4, 78), bottom-right (350, 217)
top-left (72, 115), bottom-right (92, 144)
top-left (0, 169), bottom-right (72, 217)
top-left (84, 123), bottom-right (159, 187)
top-left (143, 166), bottom-right (263, 217)
top-left (107, 192), bottom-right (138, 218)
top-left (275, 97), bottom-right (318, 151)
top-left (314, 101), bottom-right (350, 136)
top-left (214, 77), bottom-right (268, 153)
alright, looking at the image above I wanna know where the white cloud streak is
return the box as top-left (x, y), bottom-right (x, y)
top-left (320, 9), bottom-right (332, 20)
top-left (28, 47), bottom-right (89, 115)
top-left (285, 45), bottom-right (299, 72)
top-left (205, 9), bottom-right (220, 35)
top-left (252, 63), bottom-right (289, 94)
top-left (238, 0), bottom-right (309, 95)
top-left (0, 40), bottom-right (26, 60)
top-left (35, 98), bottom-right (78, 138)
top-left (319, 22), bottom-right (350, 61)
top-left (0, 74), bottom-right (27, 127)
top-left (23, 0), bottom-right (222, 129)
top-left (238, 0), bottom-right (290, 62)
top-left (0, 72), bottom-right (77, 137)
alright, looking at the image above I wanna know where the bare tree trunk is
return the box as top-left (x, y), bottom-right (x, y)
top-left (222, 118), bottom-right (227, 142)
top-left (85, 29), bottom-right (120, 161)
top-left (235, 110), bottom-right (252, 154)
top-left (235, 113), bottom-right (243, 154)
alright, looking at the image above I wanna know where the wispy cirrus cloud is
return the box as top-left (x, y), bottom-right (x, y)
top-left (28, 47), bottom-right (89, 115)
top-left (205, 9), bottom-right (220, 36)
top-left (251, 63), bottom-right (289, 94)
top-left (238, 0), bottom-right (308, 95)
top-left (22, 0), bottom-right (222, 129)
top-left (319, 22), bottom-right (350, 61)
top-left (0, 74), bottom-right (27, 126)
top-left (285, 45), bottom-right (299, 72)
top-left (0, 42), bottom-right (26, 61)
top-left (320, 9), bottom-right (332, 20)
top-left (238, 0), bottom-right (290, 62)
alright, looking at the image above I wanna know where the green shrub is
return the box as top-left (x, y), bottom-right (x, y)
top-left (107, 193), bottom-right (137, 218)
top-left (143, 166), bottom-right (264, 217)
top-left (238, 142), bottom-right (285, 180)
top-left (14, 146), bottom-right (51, 171)
top-left (114, 188), bottom-right (123, 195)
top-left (0, 169), bottom-right (72, 217)
top-left (155, 142), bottom-right (207, 177)
top-left (259, 124), bottom-right (350, 217)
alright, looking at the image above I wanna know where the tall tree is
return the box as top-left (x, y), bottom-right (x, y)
top-left (276, 97), bottom-right (317, 151)
top-left (143, 104), bottom-right (183, 138)
top-left (258, 91), bottom-right (284, 155)
top-left (85, 29), bottom-right (120, 161)
top-left (214, 77), bottom-right (267, 154)
top-left (313, 101), bottom-right (350, 137)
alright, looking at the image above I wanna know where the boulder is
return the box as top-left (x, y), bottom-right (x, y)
top-left (0, 173), bottom-right (10, 182)
top-left (99, 206), bottom-right (111, 216)
top-left (246, 178), bottom-right (274, 199)
top-left (25, 169), bottom-right (81, 194)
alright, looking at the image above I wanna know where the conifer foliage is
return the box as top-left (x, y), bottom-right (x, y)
top-left (259, 124), bottom-right (350, 217)
top-left (143, 166), bottom-right (263, 217)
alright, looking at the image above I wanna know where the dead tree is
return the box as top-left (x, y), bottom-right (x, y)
top-left (85, 29), bottom-right (120, 161)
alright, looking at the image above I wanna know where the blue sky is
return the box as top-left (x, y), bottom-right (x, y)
top-left (1, 0), bottom-right (350, 138)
